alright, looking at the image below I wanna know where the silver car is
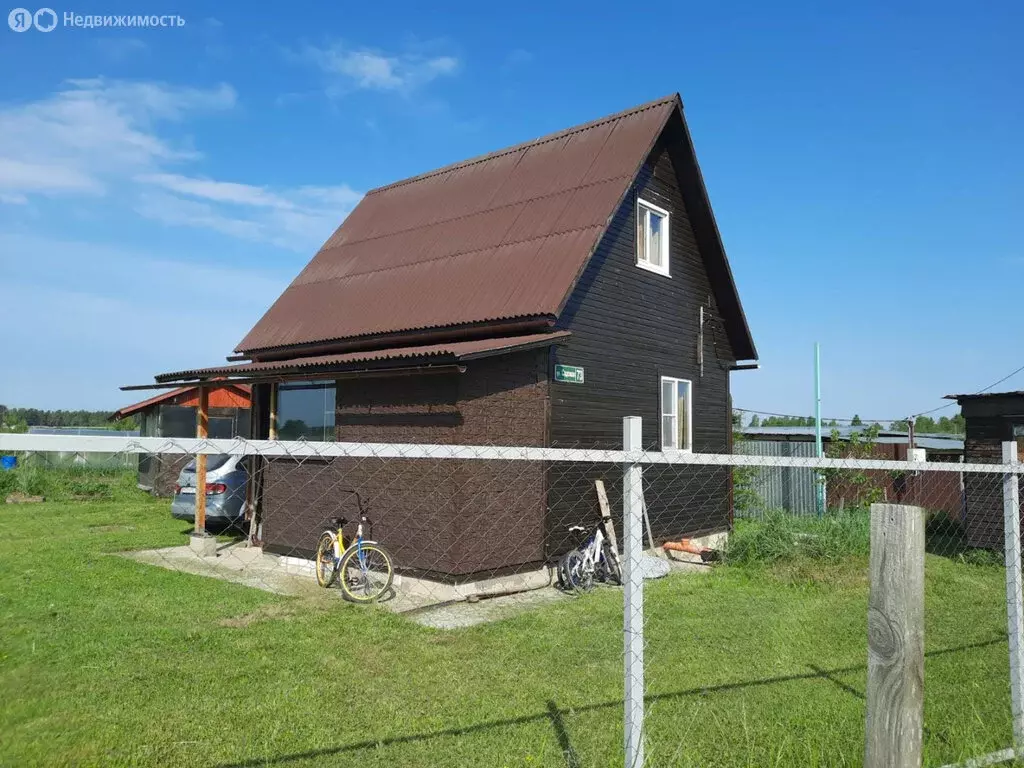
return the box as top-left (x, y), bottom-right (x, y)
top-left (171, 455), bottom-right (248, 528)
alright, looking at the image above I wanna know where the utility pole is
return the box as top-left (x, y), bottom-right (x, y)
top-left (815, 343), bottom-right (825, 516)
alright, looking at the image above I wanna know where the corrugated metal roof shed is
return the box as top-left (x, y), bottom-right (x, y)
top-left (157, 332), bottom-right (570, 383)
top-left (235, 95), bottom-right (684, 355)
top-left (946, 391), bottom-right (1024, 400)
top-left (110, 384), bottom-right (252, 419)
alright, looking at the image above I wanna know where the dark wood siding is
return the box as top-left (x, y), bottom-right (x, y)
top-left (260, 350), bottom-right (549, 580)
top-left (961, 398), bottom-right (1023, 549)
top-left (547, 136), bottom-right (736, 552)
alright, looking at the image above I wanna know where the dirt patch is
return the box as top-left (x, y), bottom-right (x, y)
top-left (217, 595), bottom-right (333, 628)
top-left (218, 601), bottom-right (304, 628)
top-left (5, 493), bottom-right (45, 504)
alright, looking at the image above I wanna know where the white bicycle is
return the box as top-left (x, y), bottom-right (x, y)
top-left (558, 516), bottom-right (621, 592)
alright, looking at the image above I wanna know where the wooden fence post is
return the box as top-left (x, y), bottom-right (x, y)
top-left (194, 385), bottom-right (209, 535)
top-left (865, 503), bottom-right (925, 768)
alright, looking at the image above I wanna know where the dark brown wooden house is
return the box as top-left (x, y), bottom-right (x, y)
top-left (947, 391), bottom-right (1024, 549)
top-left (155, 94), bottom-right (758, 580)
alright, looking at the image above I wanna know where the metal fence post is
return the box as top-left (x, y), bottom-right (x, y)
top-left (1002, 441), bottom-right (1024, 750)
top-left (622, 416), bottom-right (644, 768)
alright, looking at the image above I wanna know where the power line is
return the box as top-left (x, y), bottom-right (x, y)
top-left (911, 361), bottom-right (1024, 418)
top-left (737, 359), bottom-right (1024, 426)
top-left (977, 362), bottom-right (1024, 394)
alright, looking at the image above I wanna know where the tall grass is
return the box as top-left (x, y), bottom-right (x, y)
top-left (0, 464), bottom-right (139, 502)
top-left (726, 510), bottom-right (871, 565)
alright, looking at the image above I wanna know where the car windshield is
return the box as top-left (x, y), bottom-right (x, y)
top-left (183, 455), bottom-right (233, 473)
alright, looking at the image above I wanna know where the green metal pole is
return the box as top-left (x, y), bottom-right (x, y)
top-left (814, 343), bottom-right (825, 516)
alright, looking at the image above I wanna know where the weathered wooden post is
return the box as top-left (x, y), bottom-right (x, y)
top-left (195, 384), bottom-right (209, 534)
top-left (1002, 441), bottom-right (1024, 749)
top-left (188, 384), bottom-right (216, 557)
top-left (622, 416), bottom-right (644, 768)
top-left (865, 502), bottom-right (925, 768)
top-left (269, 383), bottom-right (279, 440)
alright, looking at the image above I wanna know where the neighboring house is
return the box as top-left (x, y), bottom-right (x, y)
top-left (736, 426), bottom-right (964, 519)
top-left (151, 94), bottom-right (758, 580)
top-left (739, 425), bottom-right (964, 457)
top-left (111, 385), bottom-right (251, 494)
top-left (946, 391), bottom-right (1024, 549)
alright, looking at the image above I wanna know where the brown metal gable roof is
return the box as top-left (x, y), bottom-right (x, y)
top-left (236, 96), bottom-right (680, 355)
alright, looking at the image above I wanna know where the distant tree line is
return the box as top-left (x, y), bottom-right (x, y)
top-left (733, 410), bottom-right (965, 436)
top-left (0, 405), bottom-right (137, 432)
top-left (734, 413), bottom-right (863, 429)
top-left (888, 413), bottom-right (964, 435)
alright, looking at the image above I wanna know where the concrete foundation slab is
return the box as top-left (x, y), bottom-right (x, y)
top-left (123, 540), bottom-right (711, 628)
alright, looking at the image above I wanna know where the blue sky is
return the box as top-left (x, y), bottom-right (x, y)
top-left (1, 0), bottom-right (1021, 421)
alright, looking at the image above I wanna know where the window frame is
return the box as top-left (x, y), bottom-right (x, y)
top-left (275, 380), bottom-right (337, 442)
top-left (636, 197), bottom-right (671, 277)
top-left (659, 375), bottom-right (693, 453)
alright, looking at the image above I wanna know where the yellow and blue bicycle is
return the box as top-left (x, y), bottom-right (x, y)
top-left (315, 490), bottom-right (394, 603)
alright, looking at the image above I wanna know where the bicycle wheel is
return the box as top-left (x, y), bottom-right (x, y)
top-left (315, 531), bottom-right (339, 588)
top-left (563, 549), bottom-right (593, 592)
top-left (338, 543), bottom-right (394, 603)
top-left (601, 541), bottom-right (622, 585)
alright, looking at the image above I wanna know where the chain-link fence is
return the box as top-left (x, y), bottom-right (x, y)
top-left (0, 428), bottom-right (1020, 767)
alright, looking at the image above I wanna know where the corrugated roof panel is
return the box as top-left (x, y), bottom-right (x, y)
top-left (580, 101), bottom-right (675, 186)
top-left (157, 332), bottom-right (571, 382)
top-left (486, 122), bottom-right (614, 209)
top-left (499, 189), bottom-right (577, 244)
top-left (236, 96), bottom-right (678, 354)
top-left (293, 203), bottom-right (529, 287)
top-left (552, 177), bottom-right (632, 233)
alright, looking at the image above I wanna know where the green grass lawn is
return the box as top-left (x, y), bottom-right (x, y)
top-left (0, 492), bottom-right (1015, 767)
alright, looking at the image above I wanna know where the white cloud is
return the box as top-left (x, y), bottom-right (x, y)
top-left (303, 42), bottom-right (460, 94)
top-left (0, 158), bottom-right (101, 194)
top-left (0, 79), bottom-right (360, 248)
top-left (133, 177), bottom-right (362, 250)
top-left (0, 78), bottom-right (236, 197)
top-left (138, 172), bottom-right (297, 209)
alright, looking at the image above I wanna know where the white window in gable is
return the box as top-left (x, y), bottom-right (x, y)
top-left (636, 198), bottom-right (670, 276)
top-left (660, 376), bottom-right (692, 452)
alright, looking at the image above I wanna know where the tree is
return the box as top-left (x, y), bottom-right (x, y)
top-left (850, 414), bottom-right (863, 426)
top-left (823, 423), bottom-right (884, 509)
top-left (749, 414), bottom-right (761, 428)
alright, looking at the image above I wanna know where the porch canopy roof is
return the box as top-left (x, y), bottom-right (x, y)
top-left (146, 331), bottom-right (570, 388)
